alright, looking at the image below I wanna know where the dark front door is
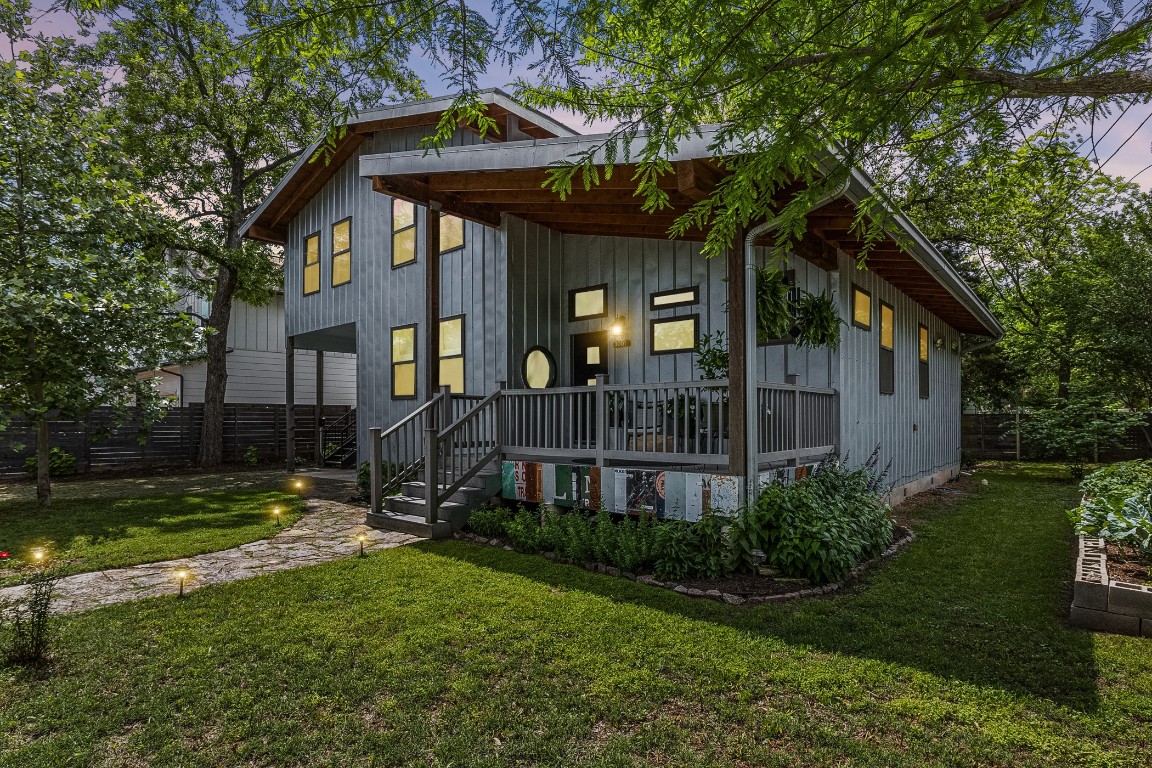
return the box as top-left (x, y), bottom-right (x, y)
top-left (571, 331), bottom-right (609, 386)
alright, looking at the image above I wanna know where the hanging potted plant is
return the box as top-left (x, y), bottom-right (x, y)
top-left (792, 290), bottom-right (842, 349)
top-left (754, 266), bottom-right (793, 344)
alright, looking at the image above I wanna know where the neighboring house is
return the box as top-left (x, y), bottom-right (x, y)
top-left (153, 294), bottom-right (357, 407)
top-left (241, 89), bottom-right (1001, 537)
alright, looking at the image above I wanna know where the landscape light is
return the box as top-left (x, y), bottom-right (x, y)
top-left (273, 506), bottom-right (282, 527)
top-left (177, 570), bottom-right (188, 597)
top-left (357, 534), bottom-right (367, 558)
top-left (32, 547), bottom-right (45, 563)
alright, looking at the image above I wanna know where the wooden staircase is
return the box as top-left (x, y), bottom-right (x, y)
top-left (366, 462), bottom-right (502, 539)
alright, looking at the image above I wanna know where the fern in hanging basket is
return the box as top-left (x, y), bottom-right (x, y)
top-left (793, 291), bottom-right (842, 349)
top-left (755, 266), bottom-right (793, 344)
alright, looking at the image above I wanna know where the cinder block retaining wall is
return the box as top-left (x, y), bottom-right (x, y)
top-left (1070, 537), bottom-right (1152, 637)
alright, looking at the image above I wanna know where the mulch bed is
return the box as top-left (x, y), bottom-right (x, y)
top-left (1106, 541), bottom-right (1152, 586)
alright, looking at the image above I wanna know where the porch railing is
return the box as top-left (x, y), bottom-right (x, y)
top-left (368, 391), bottom-right (449, 514)
top-left (756, 383), bottom-right (838, 465)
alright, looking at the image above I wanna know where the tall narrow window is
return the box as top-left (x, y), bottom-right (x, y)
top-left (879, 302), bottom-right (894, 395)
top-left (438, 315), bottom-right (465, 394)
top-left (331, 218), bottom-right (351, 286)
top-left (440, 213), bottom-right (465, 252)
top-left (918, 324), bottom-right (930, 399)
top-left (852, 285), bottom-right (872, 330)
top-left (391, 324), bottom-right (417, 399)
top-left (302, 232), bottom-right (320, 295)
top-left (392, 199), bottom-right (416, 268)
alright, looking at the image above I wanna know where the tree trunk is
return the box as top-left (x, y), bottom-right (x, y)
top-left (34, 415), bottom-right (50, 506)
top-left (197, 263), bottom-right (239, 467)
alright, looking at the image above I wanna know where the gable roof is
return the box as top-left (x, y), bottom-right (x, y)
top-left (241, 89), bottom-right (577, 244)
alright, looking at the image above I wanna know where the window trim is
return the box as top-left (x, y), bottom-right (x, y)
top-left (568, 283), bottom-right (609, 322)
top-left (302, 230), bottom-right (321, 296)
top-left (390, 323), bottom-right (418, 400)
top-left (649, 313), bottom-right (699, 356)
top-left (851, 285), bottom-right (872, 331)
top-left (649, 285), bottom-right (700, 311)
top-left (391, 198), bottom-right (418, 270)
top-left (917, 323), bottom-right (930, 400)
top-left (521, 345), bottom-right (557, 389)
top-left (438, 212), bottom-right (466, 254)
top-left (438, 314), bottom-right (466, 394)
top-left (330, 217), bottom-right (352, 288)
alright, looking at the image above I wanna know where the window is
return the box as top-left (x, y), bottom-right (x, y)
top-left (391, 325), bottom-right (417, 399)
top-left (522, 346), bottom-right (556, 389)
top-left (440, 213), bottom-right (465, 252)
top-left (650, 315), bottom-right (698, 354)
top-left (438, 315), bottom-right (465, 394)
top-left (331, 218), bottom-right (351, 286)
top-left (879, 302), bottom-right (894, 395)
top-left (650, 286), bottom-right (699, 310)
top-left (392, 199), bottom-right (416, 268)
top-left (569, 284), bottom-right (608, 321)
top-left (302, 232), bottom-right (320, 295)
top-left (918, 324), bottom-right (930, 399)
top-left (852, 285), bottom-right (872, 330)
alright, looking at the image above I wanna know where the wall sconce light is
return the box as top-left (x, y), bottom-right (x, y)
top-left (609, 315), bottom-right (631, 347)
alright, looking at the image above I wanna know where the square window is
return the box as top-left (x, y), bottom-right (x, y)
top-left (569, 284), bottom-right (608, 321)
top-left (650, 286), bottom-right (699, 310)
top-left (439, 317), bottom-right (463, 358)
top-left (651, 315), bottom-right (698, 354)
top-left (440, 214), bottom-right (465, 252)
top-left (852, 286), bottom-right (872, 330)
top-left (303, 232), bottom-right (320, 295)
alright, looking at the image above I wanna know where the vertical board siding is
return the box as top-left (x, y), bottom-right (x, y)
top-left (835, 249), bottom-right (961, 492)
top-left (176, 349), bottom-right (357, 405)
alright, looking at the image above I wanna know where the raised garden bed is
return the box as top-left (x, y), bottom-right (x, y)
top-left (455, 525), bottom-right (915, 605)
top-left (1070, 536), bottom-right (1152, 637)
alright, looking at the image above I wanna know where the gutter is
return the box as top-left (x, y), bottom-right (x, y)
top-left (743, 177), bottom-right (852, 502)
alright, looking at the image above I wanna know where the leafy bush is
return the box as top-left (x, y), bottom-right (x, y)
top-left (468, 505), bottom-right (513, 538)
top-left (610, 513), bottom-right (655, 573)
top-left (652, 522), bottom-right (696, 582)
top-left (1074, 493), bottom-right (1152, 554)
top-left (243, 445), bottom-right (259, 467)
top-left (505, 507), bottom-right (543, 553)
top-left (691, 511), bottom-right (732, 579)
top-left (23, 447), bottom-right (76, 478)
top-left (1078, 460), bottom-right (1152, 504)
top-left (1019, 393), bottom-right (1145, 479)
top-left (593, 509), bottom-right (618, 564)
top-left (1, 565), bottom-right (64, 666)
top-left (356, 460), bottom-right (400, 495)
top-left (745, 456), bottom-right (892, 584)
top-left (792, 291), bottom-right (842, 349)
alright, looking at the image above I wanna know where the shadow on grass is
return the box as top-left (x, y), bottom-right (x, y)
top-left (420, 467), bottom-right (1101, 712)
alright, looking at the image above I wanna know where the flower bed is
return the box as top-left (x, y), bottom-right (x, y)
top-left (1070, 536), bottom-right (1152, 637)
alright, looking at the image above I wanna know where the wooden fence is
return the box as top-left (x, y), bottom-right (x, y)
top-left (0, 404), bottom-right (352, 477)
top-left (962, 412), bottom-right (1152, 462)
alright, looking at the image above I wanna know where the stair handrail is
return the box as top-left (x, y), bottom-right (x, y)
top-left (369, 392), bottom-right (447, 515)
top-left (321, 407), bottom-right (357, 459)
top-left (426, 384), bottom-right (505, 523)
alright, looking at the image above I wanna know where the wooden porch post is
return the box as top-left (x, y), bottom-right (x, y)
top-left (314, 350), bottom-right (324, 466)
top-left (726, 225), bottom-right (748, 480)
top-left (425, 203), bottom-right (441, 402)
top-left (285, 335), bottom-right (295, 471)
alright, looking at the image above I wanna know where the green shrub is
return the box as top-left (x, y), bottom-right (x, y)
top-left (505, 507), bottom-right (543, 553)
top-left (23, 447), bottom-right (77, 478)
top-left (652, 522), bottom-right (696, 582)
top-left (468, 505), bottom-right (512, 538)
top-left (592, 509), bottom-right (618, 564)
top-left (560, 512), bottom-right (597, 562)
top-left (610, 513), bottom-right (655, 573)
top-left (691, 511), bottom-right (732, 579)
top-left (1073, 493), bottom-right (1152, 554)
top-left (1, 564), bottom-right (65, 666)
top-left (1019, 393), bottom-right (1144, 479)
top-left (243, 445), bottom-right (259, 467)
top-left (356, 460), bottom-right (401, 495)
top-left (1078, 460), bottom-right (1152, 505)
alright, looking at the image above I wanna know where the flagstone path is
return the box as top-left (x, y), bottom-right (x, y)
top-left (0, 499), bottom-right (417, 615)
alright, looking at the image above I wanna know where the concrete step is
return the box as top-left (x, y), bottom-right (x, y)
top-left (383, 495), bottom-right (471, 530)
top-left (366, 510), bottom-right (453, 539)
top-left (402, 481), bottom-right (494, 507)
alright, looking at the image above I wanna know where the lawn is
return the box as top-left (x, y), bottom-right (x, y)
top-left (2, 465), bottom-right (1151, 767)
top-left (0, 472), bottom-right (304, 585)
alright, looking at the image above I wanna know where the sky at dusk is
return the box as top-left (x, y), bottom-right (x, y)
top-left (14, 2), bottom-right (1152, 189)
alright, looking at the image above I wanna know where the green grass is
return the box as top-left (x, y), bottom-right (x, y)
top-left (0, 486), bottom-right (304, 585)
top-left (3, 465), bottom-right (1151, 767)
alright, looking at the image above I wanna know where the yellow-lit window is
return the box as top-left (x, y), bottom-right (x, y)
top-left (438, 315), bottom-right (465, 393)
top-left (523, 347), bottom-right (555, 389)
top-left (880, 303), bottom-right (894, 350)
top-left (391, 325), bottom-right (416, 399)
top-left (440, 213), bottom-right (465, 252)
top-left (918, 324), bottom-right (930, 399)
top-left (879, 302), bottom-right (895, 396)
top-left (651, 315), bottom-right (698, 354)
top-left (331, 218), bottom-right (351, 286)
top-left (650, 286), bottom-right (699, 310)
top-left (569, 284), bottom-right (607, 321)
top-left (852, 286), bottom-right (871, 330)
top-left (392, 199), bottom-right (416, 267)
top-left (919, 325), bottom-right (929, 362)
top-left (303, 232), bottom-right (320, 295)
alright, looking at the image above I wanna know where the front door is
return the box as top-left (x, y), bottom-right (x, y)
top-left (571, 331), bottom-right (609, 386)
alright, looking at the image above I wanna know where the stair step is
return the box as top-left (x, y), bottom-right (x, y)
top-left (366, 510), bottom-right (453, 539)
top-left (402, 481), bottom-right (492, 506)
top-left (415, 469), bottom-right (502, 495)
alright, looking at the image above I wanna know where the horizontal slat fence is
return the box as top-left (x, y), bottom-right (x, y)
top-left (0, 404), bottom-right (351, 477)
top-left (962, 412), bottom-right (1152, 462)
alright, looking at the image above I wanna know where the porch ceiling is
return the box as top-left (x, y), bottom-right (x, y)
top-left (370, 163), bottom-right (996, 336)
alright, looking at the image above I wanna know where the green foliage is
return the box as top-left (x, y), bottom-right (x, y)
top-left (690, 510), bottom-right (732, 579)
top-left (1019, 392), bottom-right (1145, 479)
top-left (792, 291), bottom-right (842, 349)
top-left (1073, 494), bottom-right (1152, 555)
top-left (747, 459), bottom-right (893, 584)
top-left (610, 513), bottom-right (655, 573)
top-left (754, 266), bottom-right (793, 343)
top-left (1078, 461), bottom-right (1152, 505)
top-left (243, 445), bottom-right (259, 467)
top-left (592, 509), bottom-right (618, 564)
top-left (505, 507), bottom-right (543, 553)
top-left (1, 564), bottom-right (65, 666)
top-left (651, 522), bottom-right (696, 582)
top-left (23, 448), bottom-right (77, 479)
top-left (467, 504), bottom-right (513, 538)
top-left (694, 331), bottom-right (729, 380)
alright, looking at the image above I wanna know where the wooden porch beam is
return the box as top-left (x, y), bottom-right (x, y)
top-left (425, 205), bottom-right (441, 402)
top-left (675, 159), bottom-right (726, 202)
top-left (727, 223), bottom-right (747, 479)
top-left (372, 175), bottom-right (503, 228)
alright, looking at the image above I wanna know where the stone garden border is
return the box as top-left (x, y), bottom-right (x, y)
top-left (1070, 536), bottom-right (1152, 637)
top-left (454, 528), bottom-right (915, 606)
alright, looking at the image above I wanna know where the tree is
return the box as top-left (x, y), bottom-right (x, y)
top-left (0, 5), bottom-right (199, 505)
top-left (92, 0), bottom-right (422, 466)
top-left (260, 0), bottom-right (1152, 255)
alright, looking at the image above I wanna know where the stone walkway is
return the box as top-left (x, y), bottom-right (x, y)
top-left (0, 500), bottom-right (418, 615)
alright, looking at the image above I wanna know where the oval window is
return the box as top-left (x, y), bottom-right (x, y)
top-left (523, 347), bottom-right (556, 389)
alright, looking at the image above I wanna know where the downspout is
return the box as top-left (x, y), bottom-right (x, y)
top-left (743, 177), bottom-right (851, 502)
